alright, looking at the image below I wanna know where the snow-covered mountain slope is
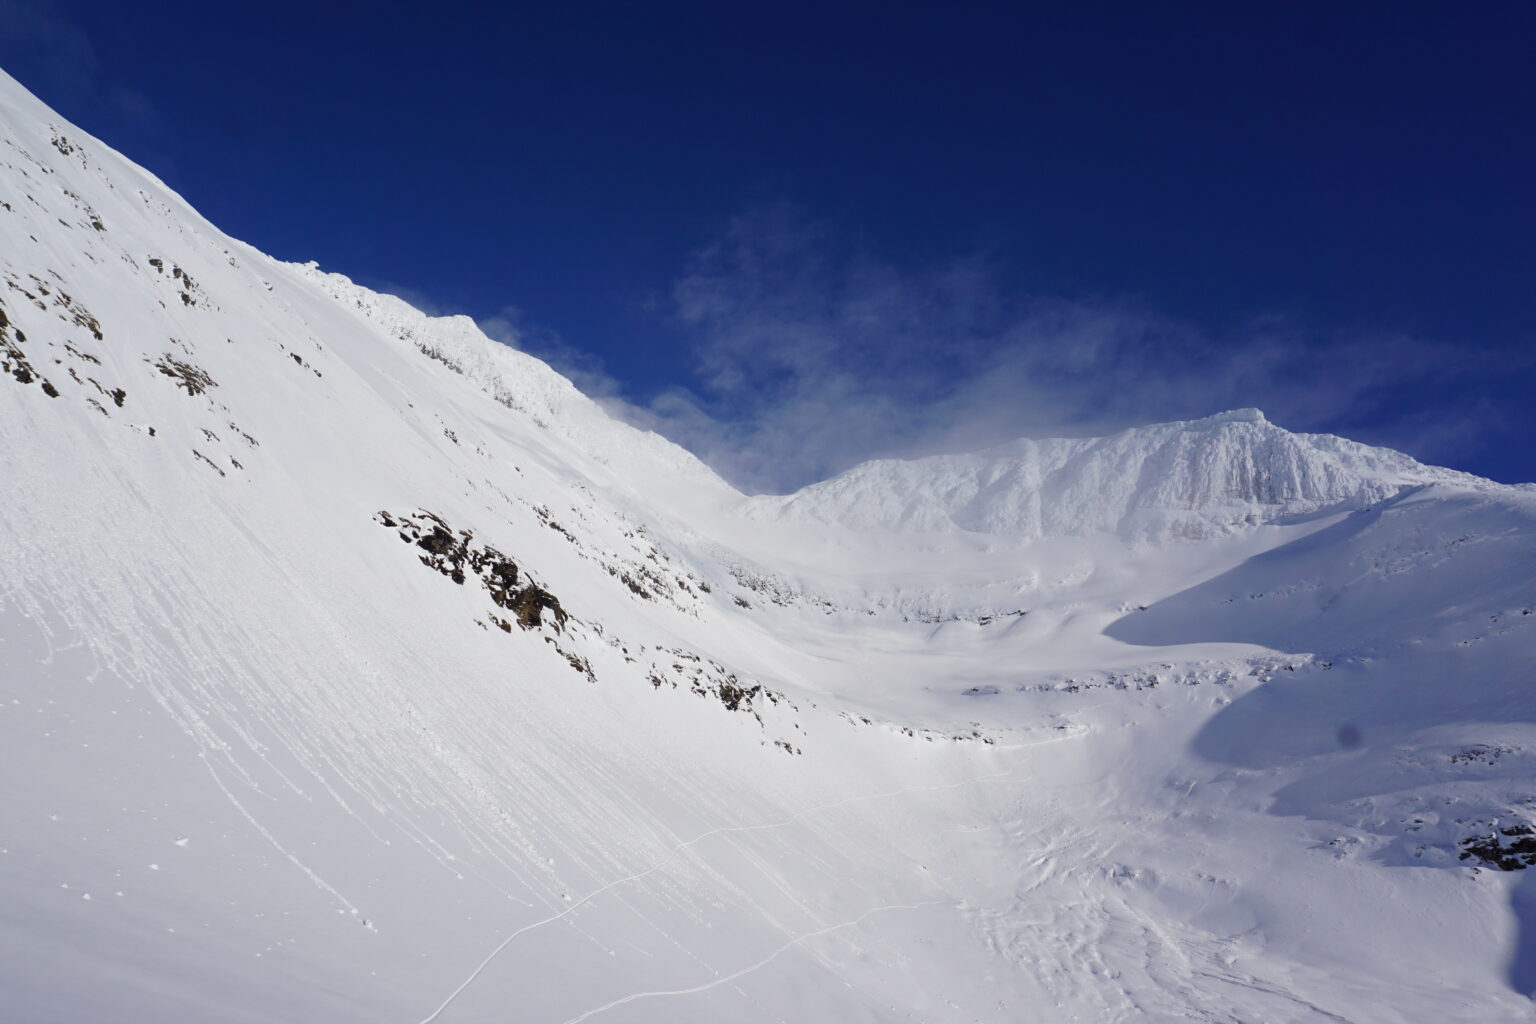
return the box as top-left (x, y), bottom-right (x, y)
top-left (741, 407), bottom-right (1488, 541)
top-left (4, 66), bottom-right (1536, 1023)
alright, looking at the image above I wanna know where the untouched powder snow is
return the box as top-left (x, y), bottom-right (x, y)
top-left (4, 66), bottom-right (1536, 1023)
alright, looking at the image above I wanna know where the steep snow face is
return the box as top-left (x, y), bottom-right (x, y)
top-left (5, 66), bottom-right (1536, 1024)
top-left (289, 261), bottom-right (740, 520)
top-left (741, 408), bottom-right (1485, 541)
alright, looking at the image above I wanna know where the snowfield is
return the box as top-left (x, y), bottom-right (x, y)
top-left (3, 67), bottom-right (1536, 1022)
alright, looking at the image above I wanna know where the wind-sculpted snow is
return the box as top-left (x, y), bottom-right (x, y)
top-left (742, 407), bottom-right (1487, 541)
top-left (4, 65), bottom-right (1536, 1024)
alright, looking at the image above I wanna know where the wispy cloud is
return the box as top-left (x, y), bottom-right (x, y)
top-left (478, 305), bottom-right (631, 404)
top-left (578, 205), bottom-right (1482, 493)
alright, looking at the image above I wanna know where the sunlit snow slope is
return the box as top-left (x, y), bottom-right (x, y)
top-left (4, 68), bottom-right (1536, 1023)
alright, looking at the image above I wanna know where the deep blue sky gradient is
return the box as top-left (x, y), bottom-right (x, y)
top-left (3, 1), bottom-right (1533, 487)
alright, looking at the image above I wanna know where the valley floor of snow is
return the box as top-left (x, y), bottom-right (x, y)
top-left (4, 67), bottom-right (1536, 1022)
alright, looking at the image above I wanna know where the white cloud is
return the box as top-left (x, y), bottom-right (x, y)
top-left (600, 206), bottom-right (1481, 493)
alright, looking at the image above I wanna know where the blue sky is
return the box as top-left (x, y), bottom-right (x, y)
top-left (3, 1), bottom-right (1532, 491)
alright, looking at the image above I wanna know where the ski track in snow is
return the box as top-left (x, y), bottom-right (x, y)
top-left (556, 899), bottom-right (949, 1024)
top-left (415, 766), bottom-right (1019, 1023)
top-left (202, 754), bottom-right (363, 918)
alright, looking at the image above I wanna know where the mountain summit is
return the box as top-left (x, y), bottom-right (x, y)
top-left (4, 68), bottom-right (1536, 1023)
top-left (743, 407), bottom-right (1482, 540)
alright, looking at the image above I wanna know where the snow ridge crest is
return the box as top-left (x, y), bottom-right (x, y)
top-left (742, 409), bottom-right (1485, 541)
